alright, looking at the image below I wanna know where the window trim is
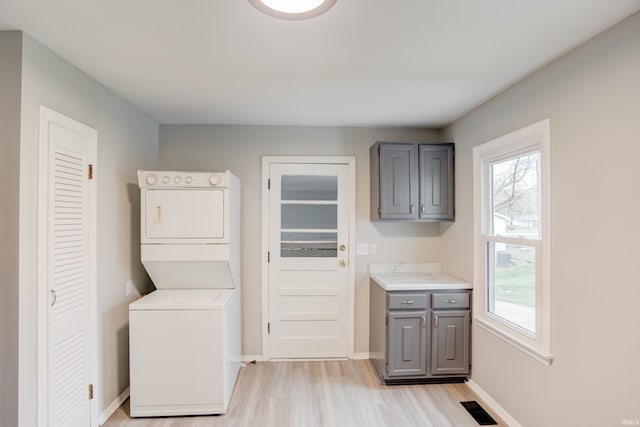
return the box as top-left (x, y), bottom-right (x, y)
top-left (473, 119), bottom-right (553, 366)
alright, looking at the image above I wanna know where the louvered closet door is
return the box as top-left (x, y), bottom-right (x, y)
top-left (46, 117), bottom-right (94, 427)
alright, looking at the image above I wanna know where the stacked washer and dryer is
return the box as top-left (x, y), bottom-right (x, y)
top-left (129, 170), bottom-right (241, 417)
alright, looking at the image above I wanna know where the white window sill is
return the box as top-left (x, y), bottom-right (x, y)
top-left (474, 317), bottom-right (554, 367)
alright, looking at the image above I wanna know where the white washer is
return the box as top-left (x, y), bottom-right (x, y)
top-left (130, 171), bottom-right (241, 417)
top-left (129, 290), bottom-right (241, 417)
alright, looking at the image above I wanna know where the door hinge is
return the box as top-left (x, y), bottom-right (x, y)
top-left (267, 322), bottom-right (271, 334)
top-left (268, 251), bottom-right (271, 263)
top-left (88, 384), bottom-right (94, 400)
top-left (88, 164), bottom-right (94, 180)
top-left (385, 315), bottom-right (389, 326)
top-left (268, 178), bottom-right (270, 190)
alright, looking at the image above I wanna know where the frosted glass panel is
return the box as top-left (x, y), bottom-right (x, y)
top-left (281, 232), bottom-right (337, 258)
top-left (281, 204), bottom-right (337, 230)
top-left (282, 175), bottom-right (337, 201)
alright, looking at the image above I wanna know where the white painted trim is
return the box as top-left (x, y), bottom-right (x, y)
top-left (475, 319), bottom-right (553, 366)
top-left (241, 355), bottom-right (268, 363)
top-left (37, 106), bottom-right (99, 427)
top-left (473, 118), bottom-right (553, 366)
top-left (98, 387), bottom-right (129, 426)
top-left (261, 156), bottom-right (357, 361)
top-left (267, 358), bottom-right (349, 362)
top-left (350, 352), bottom-right (370, 360)
top-left (466, 380), bottom-right (523, 427)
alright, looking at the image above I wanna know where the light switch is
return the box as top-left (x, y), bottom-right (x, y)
top-left (356, 243), bottom-right (369, 255)
top-left (369, 243), bottom-right (377, 255)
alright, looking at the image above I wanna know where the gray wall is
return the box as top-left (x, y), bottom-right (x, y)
top-left (441, 12), bottom-right (640, 426)
top-left (0, 31), bottom-right (22, 427)
top-left (159, 125), bottom-right (443, 356)
top-left (17, 34), bottom-right (159, 425)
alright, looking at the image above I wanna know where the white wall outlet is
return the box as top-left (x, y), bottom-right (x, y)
top-left (126, 280), bottom-right (134, 296)
top-left (356, 243), bottom-right (369, 256)
top-left (369, 243), bottom-right (377, 255)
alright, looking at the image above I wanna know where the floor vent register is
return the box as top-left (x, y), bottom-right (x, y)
top-left (460, 401), bottom-right (498, 425)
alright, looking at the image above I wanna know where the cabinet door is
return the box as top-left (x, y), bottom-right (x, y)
top-left (379, 144), bottom-right (418, 219)
top-left (388, 311), bottom-right (427, 377)
top-left (419, 144), bottom-right (454, 221)
top-left (431, 310), bottom-right (470, 375)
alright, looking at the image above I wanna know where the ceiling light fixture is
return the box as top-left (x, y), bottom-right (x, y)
top-left (248, 0), bottom-right (337, 20)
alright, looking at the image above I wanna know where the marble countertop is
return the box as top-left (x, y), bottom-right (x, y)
top-left (369, 263), bottom-right (472, 291)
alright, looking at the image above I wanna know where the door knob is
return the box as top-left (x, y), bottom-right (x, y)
top-left (339, 245), bottom-right (346, 251)
top-left (339, 259), bottom-right (346, 267)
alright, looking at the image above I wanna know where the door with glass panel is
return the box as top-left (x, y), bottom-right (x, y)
top-left (269, 163), bottom-right (349, 358)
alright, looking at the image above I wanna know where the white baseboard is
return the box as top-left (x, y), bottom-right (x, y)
top-left (350, 352), bottom-right (370, 360)
top-left (245, 354), bottom-right (370, 362)
top-left (98, 387), bottom-right (129, 426)
top-left (466, 379), bottom-right (522, 427)
top-left (241, 355), bottom-right (267, 363)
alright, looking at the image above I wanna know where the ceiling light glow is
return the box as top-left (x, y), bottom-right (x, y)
top-left (261, 0), bottom-right (325, 14)
top-left (249, 0), bottom-right (337, 20)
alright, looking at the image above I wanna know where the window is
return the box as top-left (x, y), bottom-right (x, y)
top-left (473, 119), bottom-right (553, 365)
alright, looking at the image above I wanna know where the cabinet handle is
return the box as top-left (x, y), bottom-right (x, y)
top-left (155, 206), bottom-right (162, 224)
top-left (50, 289), bottom-right (57, 307)
top-left (422, 316), bottom-right (426, 328)
top-left (401, 300), bottom-right (414, 304)
top-left (434, 315), bottom-right (439, 328)
top-left (410, 204), bottom-right (414, 214)
top-left (421, 205), bottom-right (425, 215)
top-left (445, 299), bottom-right (457, 304)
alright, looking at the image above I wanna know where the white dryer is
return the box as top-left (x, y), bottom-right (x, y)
top-left (129, 171), bottom-right (241, 417)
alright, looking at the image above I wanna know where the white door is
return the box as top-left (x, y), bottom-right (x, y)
top-left (40, 107), bottom-right (97, 427)
top-left (144, 189), bottom-right (225, 240)
top-left (268, 163), bottom-right (350, 358)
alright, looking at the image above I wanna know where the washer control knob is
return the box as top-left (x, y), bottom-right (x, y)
top-left (184, 176), bottom-right (193, 184)
top-left (174, 176), bottom-right (182, 184)
top-left (162, 176), bottom-right (170, 184)
top-left (209, 174), bottom-right (221, 186)
top-left (145, 173), bottom-right (158, 186)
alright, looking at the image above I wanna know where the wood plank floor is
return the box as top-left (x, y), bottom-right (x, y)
top-left (104, 360), bottom-right (506, 427)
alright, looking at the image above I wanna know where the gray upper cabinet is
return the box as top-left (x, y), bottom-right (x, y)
top-left (376, 143), bottom-right (417, 220)
top-left (419, 144), bottom-right (454, 221)
top-left (371, 142), bottom-right (454, 222)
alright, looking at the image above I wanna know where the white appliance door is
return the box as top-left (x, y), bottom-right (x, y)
top-left (145, 189), bottom-right (224, 240)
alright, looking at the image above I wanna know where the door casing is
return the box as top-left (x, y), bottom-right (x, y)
top-left (37, 106), bottom-right (98, 427)
top-left (261, 156), bottom-right (356, 360)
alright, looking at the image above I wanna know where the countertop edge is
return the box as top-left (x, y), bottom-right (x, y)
top-left (370, 274), bottom-right (473, 291)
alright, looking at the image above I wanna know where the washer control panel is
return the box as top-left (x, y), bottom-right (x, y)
top-left (138, 170), bottom-right (229, 188)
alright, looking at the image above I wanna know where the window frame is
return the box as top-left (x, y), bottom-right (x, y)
top-left (473, 119), bottom-right (553, 366)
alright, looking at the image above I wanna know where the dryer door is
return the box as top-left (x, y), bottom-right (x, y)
top-left (144, 189), bottom-right (226, 241)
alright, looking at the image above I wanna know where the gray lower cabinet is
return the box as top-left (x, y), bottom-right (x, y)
top-left (388, 311), bottom-right (427, 377)
top-left (369, 282), bottom-right (470, 384)
top-left (431, 310), bottom-right (470, 376)
top-left (370, 142), bottom-right (454, 222)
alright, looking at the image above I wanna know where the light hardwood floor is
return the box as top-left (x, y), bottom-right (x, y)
top-left (104, 360), bottom-right (505, 427)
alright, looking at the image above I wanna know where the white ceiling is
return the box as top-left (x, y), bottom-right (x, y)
top-left (1, 1), bottom-right (638, 127)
